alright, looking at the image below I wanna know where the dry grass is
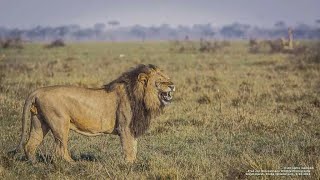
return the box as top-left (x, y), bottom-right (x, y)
top-left (0, 41), bottom-right (319, 179)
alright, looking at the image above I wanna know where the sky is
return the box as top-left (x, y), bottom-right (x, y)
top-left (0, 0), bottom-right (319, 28)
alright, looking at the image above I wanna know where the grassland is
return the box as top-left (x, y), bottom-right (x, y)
top-left (0, 41), bottom-right (319, 179)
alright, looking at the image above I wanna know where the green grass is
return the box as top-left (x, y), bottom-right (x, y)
top-left (0, 41), bottom-right (319, 179)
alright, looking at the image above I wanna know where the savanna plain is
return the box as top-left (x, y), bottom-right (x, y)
top-left (0, 41), bottom-right (319, 179)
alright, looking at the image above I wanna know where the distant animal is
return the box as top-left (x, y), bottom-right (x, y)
top-left (11, 64), bottom-right (175, 163)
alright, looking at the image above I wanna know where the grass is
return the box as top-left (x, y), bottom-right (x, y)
top-left (0, 41), bottom-right (319, 179)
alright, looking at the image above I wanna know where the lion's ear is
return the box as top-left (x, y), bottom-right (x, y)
top-left (138, 73), bottom-right (148, 84)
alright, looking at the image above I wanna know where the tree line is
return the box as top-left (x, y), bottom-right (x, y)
top-left (0, 21), bottom-right (319, 42)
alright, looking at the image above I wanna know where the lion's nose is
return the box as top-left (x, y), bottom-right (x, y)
top-left (168, 85), bottom-right (175, 91)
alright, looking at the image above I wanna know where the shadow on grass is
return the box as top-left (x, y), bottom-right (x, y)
top-left (74, 152), bottom-right (100, 162)
top-left (5, 151), bottom-right (102, 165)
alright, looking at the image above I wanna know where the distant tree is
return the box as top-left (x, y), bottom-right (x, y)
top-left (274, 21), bottom-right (286, 28)
top-left (106, 21), bottom-right (119, 41)
top-left (130, 25), bottom-right (146, 41)
top-left (73, 28), bottom-right (95, 40)
top-left (108, 20), bottom-right (120, 27)
top-left (168, 30), bottom-right (178, 39)
top-left (220, 23), bottom-right (250, 39)
top-left (271, 21), bottom-right (288, 38)
top-left (93, 23), bottom-right (106, 39)
top-left (8, 28), bottom-right (22, 38)
top-left (157, 24), bottom-right (178, 40)
top-left (193, 24), bottom-right (215, 39)
top-left (316, 19), bottom-right (320, 30)
top-left (295, 23), bottom-right (312, 39)
top-left (55, 26), bottom-right (69, 39)
top-left (26, 26), bottom-right (41, 40)
top-left (177, 25), bottom-right (191, 40)
top-left (94, 23), bottom-right (106, 31)
top-left (149, 26), bottom-right (160, 35)
top-left (68, 24), bottom-right (81, 31)
top-left (177, 25), bottom-right (190, 32)
top-left (160, 24), bottom-right (170, 29)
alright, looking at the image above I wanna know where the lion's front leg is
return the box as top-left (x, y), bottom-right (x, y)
top-left (119, 128), bottom-right (137, 163)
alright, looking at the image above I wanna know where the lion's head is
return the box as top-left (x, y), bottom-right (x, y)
top-left (105, 64), bottom-right (175, 137)
top-left (136, 64), bottom-right (175, 108)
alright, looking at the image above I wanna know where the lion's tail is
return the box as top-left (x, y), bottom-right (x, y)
top-left (9, 91), bottom-right (37, 155)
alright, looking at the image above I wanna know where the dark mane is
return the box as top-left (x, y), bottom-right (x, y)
top-left (104, 64), bottom-right (161, 138)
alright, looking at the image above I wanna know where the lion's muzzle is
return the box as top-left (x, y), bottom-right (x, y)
top-left (160, 85), bottom-right (175, 105)
top-left (168, 85), bottom-right (175, 92)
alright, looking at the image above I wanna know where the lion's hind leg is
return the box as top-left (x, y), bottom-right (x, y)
top-left (53, 135), bottom-right (74, 163)
top-left (24, 114), bottom-right (49, 163)
top-left (48, 118), bottom-right (74, 163)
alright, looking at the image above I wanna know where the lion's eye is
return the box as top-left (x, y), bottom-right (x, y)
top-left (156, 82), bottom-right (166, 87)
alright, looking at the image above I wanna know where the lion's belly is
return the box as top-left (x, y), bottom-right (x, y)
top-left (70, 120), bottom-right (114, 136)
top-left (70, 117), bottom-right (116, 135)
top-left (69, 106), bottom-right (117, 135)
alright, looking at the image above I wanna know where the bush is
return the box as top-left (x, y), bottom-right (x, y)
top-left (45, 39), bottom-right (65, 48)
top-left (248, 39), bottom-right (271, 54)
top-left (169, 40), bottom-right (196, 53)
top-left (170, 38), bottom-right (229, 53)
top-left (199, 39), bottom-right (231, 53)
top-left (0, 37), bottom-right (23, 49)
top-left (248, 39), bottom-right (307, 54)
top-left (248, 39), bottom-right (260, 53)
top-left (267, 39), bottom-right (284, 53)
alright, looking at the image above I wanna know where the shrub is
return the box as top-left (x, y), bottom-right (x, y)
top-left (248, 39), bottom-right (270, 53)
top-left (45, 39), bottom-right (65, 48)
top-left (0, 37), bottom-right (23, 49)
top-left (170, 38), bottom-right (229, 53)
top-left (267, 39), bottom-right (283, 53)
top-left (169, 40), bottom-right (196, 53)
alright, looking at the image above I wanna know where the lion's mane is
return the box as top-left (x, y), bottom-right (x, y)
top-left (104, 64), bottom-right (163, 137)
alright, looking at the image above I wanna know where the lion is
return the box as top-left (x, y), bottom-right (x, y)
top-left (11, 64), bottom-right (175, 163)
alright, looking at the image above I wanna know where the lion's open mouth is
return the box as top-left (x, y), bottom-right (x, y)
top-left (160, 91), bottom-right (173, 105)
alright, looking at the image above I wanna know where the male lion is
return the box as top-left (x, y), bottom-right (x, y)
top-left (12, 64), bottom-right (175, 163)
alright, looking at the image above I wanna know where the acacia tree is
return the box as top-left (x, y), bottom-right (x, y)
top-left (93, 23), bottom-right (106, 40)
top-left (130, 25), bottom-right (146, 41)
top-left (107, 20), bottom-right (120, 41)
top-left (108, 20), bottom-right (120, 28)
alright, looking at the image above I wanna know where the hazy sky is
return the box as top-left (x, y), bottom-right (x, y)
top-left (0, 0), bottom-right (319, 28)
